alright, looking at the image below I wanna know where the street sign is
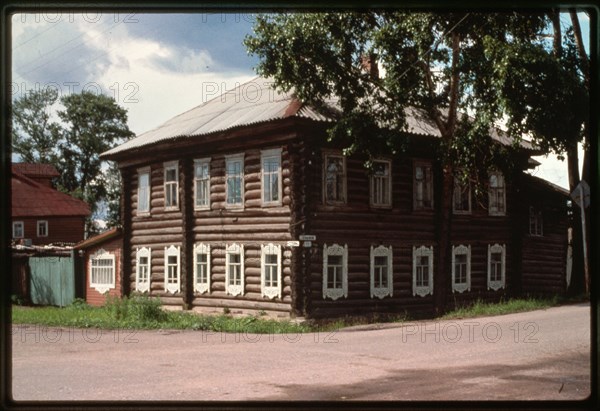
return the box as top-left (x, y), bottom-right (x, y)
top-left (570, 180), bottom-right (590, 209)
top-left (287, 241), bottom-right (300, 247)
top-left (299, 235), bottom-right (316, 241)
top-left (303, 241), bottom-right (312, 248)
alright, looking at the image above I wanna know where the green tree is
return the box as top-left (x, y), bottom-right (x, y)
top-left (11, 87), bottom-right (61, 164)
top-left (245, 12), bottom-right (552, 313)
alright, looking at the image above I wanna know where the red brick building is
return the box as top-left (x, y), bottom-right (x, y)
top-left (11, 163), bottom-right (90, 245)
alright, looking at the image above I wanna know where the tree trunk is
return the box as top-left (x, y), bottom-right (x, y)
top-left (434, 162), bottom-right (453, 314)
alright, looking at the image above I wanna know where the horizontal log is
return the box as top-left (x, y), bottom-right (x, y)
top-left (131, 235), bottom-right (183, 245)
top-left (191, 297), bottom-right (291, 312)
top-left (192, 224), bottom-right (290, 234)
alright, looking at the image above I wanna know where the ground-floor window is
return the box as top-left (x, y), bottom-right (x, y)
top-left (488, 243), bottom-right (506, 291)
top-left (194, 243), bottom-right (211, 294)
top-left (452, 244), bottom-right (471, 293)
top-left (90, 249), bottom-right (115, 294)
top-left (136, 247), bottom-right (151, 293)
top-left (370, 245), bottom-right (393, 299)
top-left (261, 243), bottom-right (282, 299)
top-left (323, 243), bottom-right (348, 300)
top-left (413, 245), bottom-right (433, 297)
top-left (164, 245), bottom-right (180, 294)
top-left (226, 243), bottom-right (244, 296)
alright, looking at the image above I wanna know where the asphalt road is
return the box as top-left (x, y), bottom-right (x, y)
top-left (11, 303), bottom-right (590, 402)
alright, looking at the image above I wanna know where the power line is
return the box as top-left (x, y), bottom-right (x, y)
top-left (13, 21), bottom-right (61, 50)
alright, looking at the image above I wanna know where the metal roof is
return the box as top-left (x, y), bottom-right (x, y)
top-left (12, 163), bottom-right (60, 178)
top-left (103, 76), bottom-right (535, 157)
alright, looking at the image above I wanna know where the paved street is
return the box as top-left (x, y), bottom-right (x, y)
top-left (12, 303), bottom-right (590, 401)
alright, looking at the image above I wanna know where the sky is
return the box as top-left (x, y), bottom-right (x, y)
top-left (11, 11), bottom-right (591, 190)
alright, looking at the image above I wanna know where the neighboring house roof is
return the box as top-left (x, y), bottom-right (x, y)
top-left (102, 76), bottom-right (536, 157)
top-left (12, 169), bottom-right (91, 218)
top-left (12, 163), bottom-right (60, 179)
top-left (523, 173), bottom-right (570, 197)
top-left (74, 227), bottom-right (122, 250)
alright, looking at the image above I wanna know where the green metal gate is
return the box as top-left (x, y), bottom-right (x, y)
top-left (29, 252), bottom-right (76, 307)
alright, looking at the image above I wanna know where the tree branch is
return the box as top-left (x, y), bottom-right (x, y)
top-left (419, 60), bottom-right (447, 136)
top-left (447, 32), bottom-right (461, 137)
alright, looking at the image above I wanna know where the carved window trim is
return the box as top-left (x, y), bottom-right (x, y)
top-left (135, 247), bottom-right (151, 293)
top-left (488, 243), bottom-right (506, 291)
top-left (261, 148), bottom-right (282, 207)
top-left (137, 167), bottom-right (151, 215)
top-left (90, 248), bottom-right (116, 294)
top-left (370, 159), bottom-right (392, 208)
top-left (163, 161), bottom-right (179, 211)
top-left (452, 244), bottom-right (471, 293)
top-left (413, 245), bottom-right (434, 297)
top-left (226, 243), bottom-right (244, 296)
top-left (164, 245), bottom-right (180, 294)
top-left (322, 243), bottom-right (348, 300)
top-left (194, 158), bottom-right (211, 211)
top-left (194, 243), bottom-right (211, 294)
top-left (261, 243), bottom-right (282, 299)
top-left (370, 245), bottom-right (393, 299)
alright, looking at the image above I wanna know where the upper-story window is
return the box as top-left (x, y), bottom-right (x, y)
top-left (529, 206), bottom-right (543, 236)
top-left (13, 221), bottom-right (24, 238)
top-left (261, 149), bottom-right (282, 206)
top-left (37, 220), bottom-right (48, 237)
top-left (194, 158), bottom-right (211, 210)
top-left (226, 154), bottom-right (244, 208)
top-left (370, 245), bottom-right (393, 299)
top-left (488, 171), bottom-right (506, 216)
top-left (137, 167), bottom-right (150, 214)
top-left (414, 161), bottom-right (433, 210)
top-left (452, 244), bottom-right (471, 293)
top-left (413, 245), bottom-right (433, 297)
top-left (323, 153), bottom-right (346, 205)
top-left (164, 162), bottom-right (179, 210)
top-left (370, 160), bottom-right (392, 208)
top-left (453, 176), bottom-right (471, 214)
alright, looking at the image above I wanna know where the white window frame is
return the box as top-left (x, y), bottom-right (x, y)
top-left (413, 161), bottom-right (434, 210)
top-left (193, 243), bottom-right (211, 294)
top-left (452, 244), bottom-right (471, 293)
top-left (412, 245), bottom-right (434, 297)
top-left (226, 243), bottom-right (244, 296)
top-left (323, 152), bottom-right (347, 205)
top-left (261, 148), bottom-right (283, 207)
top-left (453, 176), bottom-right (471, 214)
top-left (370, 245), bottom-right (393, 299)
top-left (488, 171), bottom-right (506, 216)
top-left (135, 247), bottom-right (151, 293)
top-left (225, 154), bottom-right (244, 209)
top-left (194, 158), bottom-right (211, 210)
top-left (370, 159), bottom-right (392, 208)
top-left (322, 243), bottom-right (348, 300)
top-left (89, 248), bottom-right (116, 294)
top-left (137, 167), bottom-right (151, 214)
top-left (13, 221), bottom-right (24, 239)
top-left (529, 206), bottom-right (543, 236)
top-left (163, 161), bottom-right (179, 211)
top-left (261, 243), bottom-right (282, 299)
top-left (164, 245), bottom-right (180, 294)
top-left (488, 243), bottom-right (506, 291)
top-left (36, 220), bottom-right (48, 237)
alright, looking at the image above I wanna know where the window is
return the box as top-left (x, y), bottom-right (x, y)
top-left (261, 243), bottom-right (282, 299)
top-left (453, 176), bottom-right (471, 214)
top-left (37, 220), bottom-right (48, 237)
top-left (226, 243), bottom-right (244, 296)
top-left (194, 159), bottom-right (211, 210)
top-left (226, 154), bottom-right (244, 207)
top-left (164, 245), bottom-right (180, 294)
top-left (529, 207), bottom-right (543, 236)
top-left (323, 153), bottom-right (346, 204)
top-left (488, 171), bottom-right (506, 216)
top-left (452, 244), bottom-right (471, 293)
top-left (414, 161), bottom-right (433, 210)
top-left (13, 221), bottom-right (24, 238)
top-left (488, 243), bottom-right (506, 291)
top-left (370, 245), bottom-right (393, 299)
top-left (90, 249), bottom-right (116, 294)
top-left (136, 247), bottom-right (151, 293)
top-left (194, 243), bottom-right (211, 294)
top-left (413, 246), bottom-right (433, 297)
top-left (164, 162), bottom-right (179, 210)
top-left (137, 167), bottom-right (150, 213)
top-left (370, 160), bottom-right (392, 208)
top-left (261, 149), bottom-right (282, 206)
top-left (322, 243), bottom-right (348, 300)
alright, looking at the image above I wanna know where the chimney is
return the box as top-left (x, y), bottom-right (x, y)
top-left (360, 53), bottom-right (379, 79)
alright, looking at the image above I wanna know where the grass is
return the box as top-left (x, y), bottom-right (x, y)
top-left (12, 295), bottom-right (567, 332)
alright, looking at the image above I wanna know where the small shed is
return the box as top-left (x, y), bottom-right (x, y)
top-left (74, 228), bottom-right (123, 306)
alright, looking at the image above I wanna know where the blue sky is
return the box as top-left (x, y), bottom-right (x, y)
top-left (11, 12), bottom-right (591, 189)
